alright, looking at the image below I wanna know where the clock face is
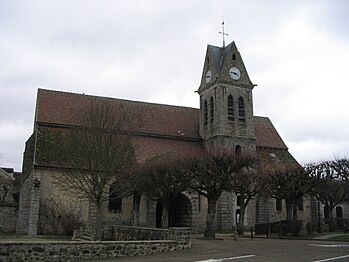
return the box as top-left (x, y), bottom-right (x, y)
top-left (205, 70), bottom-right (212, 83)
top-left (229, 67), bottom-right (241, 80)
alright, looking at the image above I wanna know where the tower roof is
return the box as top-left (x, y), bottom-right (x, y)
top-left (206, 41), bottom-right (236, 74)
top-left (198, 41), bottom-right (254, 93)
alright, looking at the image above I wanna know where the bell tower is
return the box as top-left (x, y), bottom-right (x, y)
top-left (197, 41), bottom-right (256, 154)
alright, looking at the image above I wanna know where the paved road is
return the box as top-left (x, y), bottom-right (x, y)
top-left (85, 235), bottom-right (349, 262)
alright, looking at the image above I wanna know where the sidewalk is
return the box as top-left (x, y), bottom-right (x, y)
top-left (312, 233), bottom-right (348, 240)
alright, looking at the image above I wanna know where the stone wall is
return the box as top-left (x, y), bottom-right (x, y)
top-left (0, 227), bottom-right (191, 262)
top-left (98, 225), bottom-right (191, 245)
top-left (0, 240), bottom-right (179, 262)
top-left (16, 173), bottom-right (32, 234)
top-left (15, 170), bottom-right (42, 235)
top-left (100, 225), bottom-right (170, 241)
top-left (22, 133), bottom-right (35, 181)
top-left (0, 206), bottom-right (17, 233)
top-left (216, 191), bottom-right (234, 231)
top-left (256, 196), bottom-right (274, 224)
top-left (17, 167), bottom-right (233, 235)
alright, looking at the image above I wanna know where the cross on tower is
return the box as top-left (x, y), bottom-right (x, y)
top-left (219, 21), bottom-right (228, 47)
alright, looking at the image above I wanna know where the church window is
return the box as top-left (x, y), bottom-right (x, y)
top-left (227, 95), bottom-right (234, 122)
top-left (238, 97), bottom-right (245, 123)
top-left (276, 198), bottom-right (282, 211)
top-left (204, 100), bottom-right (208, 126)
top-left (210, 97), bottom-right (214, 123)
top-left (237, 195), bottom-right (242, 207)
top-left (232, 53), bottom-right (236, 61)
top-left (336, 206), bottom-right (343, 218)
top-left (235, 145), bottom-right (242, 158)
top-left (324, 206), bottom-right (329, 219)
top-left (206, 57), bottom-right (210, 64)
top-left (109, 184), bottom-right (122, 213)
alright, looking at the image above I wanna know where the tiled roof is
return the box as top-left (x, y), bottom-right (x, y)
top-left (257, 147), bottom-right (300, 175)
top-left (34, 126), bottom-right (205, 168)
top-left (132, 136), bottom-right (205, 163)
top-left (35, 89), bottom-right (288, 150)
top-left (0, 168), bottom-right (14, 181)
top-left (254, 116), bottom-right (288, 149)
top-left (36, 89), bottom-right (200, 140)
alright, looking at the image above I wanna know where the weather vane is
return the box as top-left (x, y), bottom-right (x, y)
top-left (219, 20), bottom-right (228, 47)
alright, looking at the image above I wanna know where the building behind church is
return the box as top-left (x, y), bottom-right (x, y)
top-left (0, 167), bottom-right (22, 233)
top-left (17, 41), bottom-right (330, 235)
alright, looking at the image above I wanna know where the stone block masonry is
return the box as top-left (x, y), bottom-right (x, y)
top-left (99, 225), bottom-right (191, 245)
top-left (0, 228), bottom-right (191, 261)
top-left (0, 207), bottom-right (17, 233)
top-left (0, 240), bottom-right (179, 261)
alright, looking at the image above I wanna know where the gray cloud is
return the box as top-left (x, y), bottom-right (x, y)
top-left (1, 0), bottom-right (349, 171)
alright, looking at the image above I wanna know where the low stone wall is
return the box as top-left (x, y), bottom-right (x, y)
top-left (0, 228), bottom-right (191, 261)
top-left (0, 206), bottom-right (17, 233)
top-left (101, 225), bottom-right (171, 241)
top-left (0, 240), bottom-right (178, 261)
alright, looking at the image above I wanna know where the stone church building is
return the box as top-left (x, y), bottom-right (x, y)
top-left (17, 41), bottom-right (308, 235)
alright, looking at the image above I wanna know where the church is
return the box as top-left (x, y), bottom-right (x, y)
top-left (16, 41), bottom-right (308, 235)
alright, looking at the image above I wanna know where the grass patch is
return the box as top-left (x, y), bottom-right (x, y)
top-left (327, 234), bottom-right (349, 241)
top-left (0, 234), bottom-right (72, 242)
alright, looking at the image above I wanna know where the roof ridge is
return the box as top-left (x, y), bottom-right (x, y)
top-left (38, 88), bottom-right (199, 111)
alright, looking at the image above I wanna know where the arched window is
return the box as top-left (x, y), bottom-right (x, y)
top-left (227, 95), bottom-right (234, 122)
top-left (210, 97), bottom-right (214, 123)
top-left (204, 100), bottom-right (208, 126)
top-left (237, 195), bottom-right (242, 207)
top-left (336, 206), bottom-right (343, 218)
top-left (232, 53), bottom-right (236, 60)
top-left (238, 97), bottom-right (245, 123)
top-left (235, 145), bottom-right (242, 158)
top-left (109, 183), bottom-right (122, 213)
top-left (324, 206), bottom-right (329, 219)
top-left (276, 198), bottom-right (282, 211)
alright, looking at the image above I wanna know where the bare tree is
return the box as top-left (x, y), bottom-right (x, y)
top-left (306, 160), bottom-right (349, 231)
top-left (0, 174), bottom-right (15, 205)
top-left (141, 157), bottom-right (192, 228)
top-left (267, 167), bottom-right (315, 220)
top-left (231, 172), bottom-right (267, 235)
top-left (1, 183), bottom-right (11, 203)
top-left (332, 157), bottom-right (349, 182)
top-left (111, 152), bottom-right (182, 227)
top-left (112, 166), bottom-right (145, 227)
top-left (187, 152), bottom-right (256, 238)
top-left (53, 99), bottom-right (135, 238)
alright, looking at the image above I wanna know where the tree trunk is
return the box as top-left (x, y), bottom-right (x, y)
top-left (132, 193), bottom-right (141, 227)
top-left (328, 206), bottom-right (335, 232)
top-left (285, 200), bottom-right (292, 220)
top-left (205, 195), bottom-right (218, 239)
top-left (161, 202), bottom-right (169, 229)
top-left (237, 201), bottom-right (246, 235)
top-left (292, 199), bottom-right (298, 220)
top-left (95, 204), bottom-right (103, 240)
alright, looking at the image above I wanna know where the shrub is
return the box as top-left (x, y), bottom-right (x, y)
top-left (255, 220), bottom-right (303, 236)
top-left (39, 198), bottom-right (83, 236)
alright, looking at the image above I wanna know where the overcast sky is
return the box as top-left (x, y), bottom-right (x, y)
top-left (1, 0), bottom-right (349, 171)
